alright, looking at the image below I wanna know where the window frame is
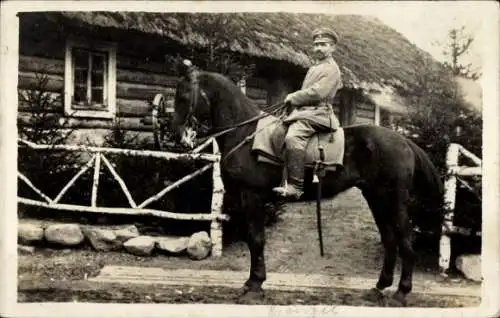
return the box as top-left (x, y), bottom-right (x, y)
top-left (64, 37), bottom-right (117, 119)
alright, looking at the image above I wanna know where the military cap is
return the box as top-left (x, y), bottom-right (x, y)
top-left (312, 27), bottom-right (339, 44)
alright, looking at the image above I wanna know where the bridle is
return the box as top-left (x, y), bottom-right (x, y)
top-left (179, 62), bottom-right (287, 163)
top-left (179, 64), bottom-right (211, 130)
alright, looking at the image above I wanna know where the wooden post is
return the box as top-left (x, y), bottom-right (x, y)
top-left (374, 104), bottom-right (381, 126)
top-left (340, 92), bottom-right (355, 125)
top-left (91, 153), bottom-right (101, 207)
top-left (439, 143), bottom-right (460, 275)
top-left (210, 139), bottom-right (225, 257)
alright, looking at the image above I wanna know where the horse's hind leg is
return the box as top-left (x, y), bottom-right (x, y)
top-left (391, 188), bottom-right (415, 307)
top-left (238, 189), bottom-right (267, 304)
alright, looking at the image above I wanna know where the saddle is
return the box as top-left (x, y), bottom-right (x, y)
top-left (251, 115), bottom-right (345, 171)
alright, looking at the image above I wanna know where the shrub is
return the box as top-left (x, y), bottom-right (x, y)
top-left (17, 73), bottom-right (82, 214)
top-left (393, 53), bottom-right (482, 176)
top-left (392, 53), bottom-right (482, 246)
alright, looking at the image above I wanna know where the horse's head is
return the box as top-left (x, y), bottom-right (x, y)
top-left (172, 59), bottom-right (262, 149)
top-left (172, 59), bottom-right (211, 148)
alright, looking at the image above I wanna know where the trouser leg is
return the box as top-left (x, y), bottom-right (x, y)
top-left (285, 120), bottom-right (316, 184)
top-left (273, 120), bottom-right (316, 199)
top-left (284, 120), bottom-right (316, 151)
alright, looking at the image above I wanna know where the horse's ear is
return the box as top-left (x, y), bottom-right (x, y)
top-left (176, 58), bottom-right (195, 78)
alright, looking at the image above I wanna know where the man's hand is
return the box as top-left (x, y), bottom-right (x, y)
top-left (284, 94), bottom-right (295, 115)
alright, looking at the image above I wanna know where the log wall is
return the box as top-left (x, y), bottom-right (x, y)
top-left (18, 18), bottom-right (378, 147)
top-left (354, 102), bottom-right (376, 125)
top-left (18, 35), bottom-right (272, 145)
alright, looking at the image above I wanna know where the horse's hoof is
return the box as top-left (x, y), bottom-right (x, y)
top-left (362, 288), bottom-right (386, 306)
top-left (387, 292), bottom-right (407, 307)
top-left (237, 289), bottom-right (265, 305)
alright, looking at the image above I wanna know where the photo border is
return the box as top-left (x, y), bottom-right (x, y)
top-left (1, 1), bottom-right (498, 317)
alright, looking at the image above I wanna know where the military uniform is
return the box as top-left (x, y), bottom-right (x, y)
top-left (273, 27), bottom-right (342, 199)
top-left (284, 56), bottom-right (342, 146)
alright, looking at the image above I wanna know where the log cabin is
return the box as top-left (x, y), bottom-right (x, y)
top-left (18, 12), bottom-right (436, 146)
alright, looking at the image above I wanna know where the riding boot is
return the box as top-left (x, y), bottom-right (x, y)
top-left (273, 148), bottom-right (305, 200)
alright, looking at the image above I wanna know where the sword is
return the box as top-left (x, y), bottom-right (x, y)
top-left (313, 146), bottom-right (326, 257)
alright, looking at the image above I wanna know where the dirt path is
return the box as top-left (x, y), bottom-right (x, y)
top-left (18, 279), bottom-right (479, 307)
top-left (18, 188), bottom-right (480, 306)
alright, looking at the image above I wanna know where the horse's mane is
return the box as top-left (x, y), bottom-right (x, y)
top-left (200, 71), bottom-right (261, 116)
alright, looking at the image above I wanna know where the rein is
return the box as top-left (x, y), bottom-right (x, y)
top-left (194, 103), bottom-right (287, 165)
top-left (199, 101), bottom-right (286, 140)
top-left (180, 62), bottom-right (288, 164)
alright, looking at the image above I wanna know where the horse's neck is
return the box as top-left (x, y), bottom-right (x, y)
top-left (209, 77), bottom-right (260, 154)
top-left (212, 90), bottom-right (259, 127)
top-left (214, 105), bottom-right (259, 156)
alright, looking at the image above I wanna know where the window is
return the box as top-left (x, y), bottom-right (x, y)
top-left (64, 38), bottom-right (116, 118)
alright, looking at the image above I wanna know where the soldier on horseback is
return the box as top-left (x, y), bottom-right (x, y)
top-left (273, 27), bottom-right (343, 200)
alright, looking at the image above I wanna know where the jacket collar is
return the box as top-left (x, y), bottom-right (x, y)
top-left (313, 56), bottom-right (335, 66)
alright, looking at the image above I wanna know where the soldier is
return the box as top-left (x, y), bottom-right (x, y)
top-left (273, 27), bottom-right (343, 200)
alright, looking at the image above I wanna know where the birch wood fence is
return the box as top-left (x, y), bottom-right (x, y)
top-left (17, 138), bottom-right (228, 257)
top-left (439, 143), bottom-right (482, 274)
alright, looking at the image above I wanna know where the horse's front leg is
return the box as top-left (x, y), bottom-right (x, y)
top-left (239, 189), bottom-right (267, 304)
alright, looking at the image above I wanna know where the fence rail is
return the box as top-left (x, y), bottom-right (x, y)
top-left (17, 137), bottom-right (228, 257)
top-left (439, 143), bottom-right (482, 275)
top-left (18, 139), bottom-right (220, 162)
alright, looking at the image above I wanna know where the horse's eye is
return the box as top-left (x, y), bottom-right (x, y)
top-left (182, 93), bottom-right (192, 102)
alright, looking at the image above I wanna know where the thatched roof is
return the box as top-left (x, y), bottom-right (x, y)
top-left (33, 12), bottom-right (442, 113)
top-left (41, 12), bottom-right (436, 85)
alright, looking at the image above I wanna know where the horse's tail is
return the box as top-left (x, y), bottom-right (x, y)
top-left (406, 138), bottom-right (445, 236)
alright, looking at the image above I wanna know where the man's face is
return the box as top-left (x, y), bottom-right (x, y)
top-left (313, 40), bottom-right (335, 61)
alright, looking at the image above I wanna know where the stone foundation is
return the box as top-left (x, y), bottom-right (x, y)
top-left (18, 219), bottom-right (213, 260)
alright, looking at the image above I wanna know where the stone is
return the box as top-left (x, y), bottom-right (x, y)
top-left (114, 225), bottom-right (140, 243)
top-left (83, 227), bottom-right (122, 252)
top-left (44, 224), bottom-right (84, 246)
top-left (123, 236), bottom-right (155, 256)
top-left (18, 244), bottom-right (35, 254)
top-left (156, 236), bottom-right (189, 254)
top-left (456, 254), bottom-right (482, 282)
top-left (187, 231), bottom-right (212, 260)
top-left (18, 223), bottom-right (44, 244)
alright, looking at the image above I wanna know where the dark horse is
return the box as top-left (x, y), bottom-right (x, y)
top-left (171, 62), bottom-right (444, 306)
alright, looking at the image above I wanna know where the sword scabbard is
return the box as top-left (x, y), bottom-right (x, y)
top-left (316, 145), bottom-right (325, 257)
